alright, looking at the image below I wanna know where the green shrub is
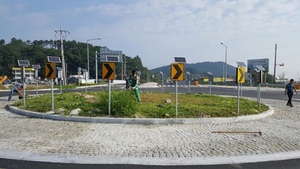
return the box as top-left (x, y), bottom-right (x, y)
top-left (96, 90), bottom-right (138, 117)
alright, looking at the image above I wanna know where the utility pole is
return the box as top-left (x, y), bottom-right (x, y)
top-left (273, 44), bottom-right (277, 83)
top-left (55, 25), bottom-right (69, 85)
top-left (221, 42), bottom-right (227, 82)
top-left (123, 55), bottom-right (127, 77)
top-left (87, 38), bottom-right (101, 80)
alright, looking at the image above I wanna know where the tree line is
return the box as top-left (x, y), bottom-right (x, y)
top-left (0, 38), bottom-right (150, 82)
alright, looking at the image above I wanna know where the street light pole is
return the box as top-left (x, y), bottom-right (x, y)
top-left (221, 42), bottom-right (227, 82)
top-left (160, 71), bottom-right (163, 93)
top-left (87, 38), bottom-right (101, 80)
top-left (186, 71), bottom-right (191, 93)
top-left (273, 44), bottom-right (277, 83)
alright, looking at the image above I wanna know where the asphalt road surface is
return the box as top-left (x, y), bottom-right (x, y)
top-left (0, 158), bottom-right (300, 169)
top-left (1, 84), bottom-right (298, 102)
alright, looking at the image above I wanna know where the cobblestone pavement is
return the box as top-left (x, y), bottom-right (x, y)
top-left (0, 96), bottom-right (299, 165)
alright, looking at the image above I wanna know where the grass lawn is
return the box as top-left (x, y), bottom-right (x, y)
top-left (12, 90), bottom-right (269, 118)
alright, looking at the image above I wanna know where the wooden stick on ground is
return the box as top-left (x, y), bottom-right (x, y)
top-left (212, 131), bottom-right (262, 136)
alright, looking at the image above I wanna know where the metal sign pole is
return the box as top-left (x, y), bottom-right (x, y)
top-left (51, 79), bottom-right (54, 111)
top-left (237, 83), bottom-right (240, 116)
top-left (22, 66), bottom-right (26, 107)
top-left (188, 75), bottom-right (191, 94)
top-left (85, 76), bottom-right (87, 93)
top-left (95, 51), bottom-right (98, 84)
top-left (36, 80), bottom-right (38, 96)
top-left (23, 80), bottom-right (26, 107)
top-left (240, 83), bottom-right (243, 97)
top-left (175, 80), bottom-right (178, 118)
top-left (35, 69), bottom-right (38, 96)
top-left (108, 80), bottom-right (111, 116)
top-left (78, 67), bottom-right (82, 86)
top-left (207, 72), bottom-right (213, 95)
top-left (57, 70), bottom-right (62, 94)
top-left (60, 77), bottom-right (62, 94)
top-left (161, 74), bottom-right (164, 93)
top-left (258, 83), bottom-right (261, 110)
top-left (257, 82), bottom-right (259, 102)
top-left (17, 60), bottom-right (31, 107)
top-left (45, 57), bottom-right (60, 111)
top-left (209, 81), bottom-right (212, 94)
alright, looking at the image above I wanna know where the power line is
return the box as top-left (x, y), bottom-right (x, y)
top-left (68, 33), bottom-right (80, 42)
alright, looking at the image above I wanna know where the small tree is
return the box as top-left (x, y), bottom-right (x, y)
top-left (266, 73), bottom-right (275, 84)
top-left (278, 72), bottom-right (286, 83)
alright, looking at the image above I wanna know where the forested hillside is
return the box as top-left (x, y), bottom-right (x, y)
top-left (0, 38), bottom-right (149, 81)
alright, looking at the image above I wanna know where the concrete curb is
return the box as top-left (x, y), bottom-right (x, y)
top-left (0, 149), bottom-right (299, 165)
top-left (6, 105), bottom-right (274, 124)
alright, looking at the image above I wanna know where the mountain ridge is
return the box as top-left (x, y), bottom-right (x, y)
top-left (150, 61), bottom-right (236, 77)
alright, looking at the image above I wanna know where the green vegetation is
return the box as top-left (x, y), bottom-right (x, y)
top-left (13, 91), bottom-right (269, 118)
top-left (0, 85), bottom-right (7, 90)
top-left (0, 84), bottom-right (75, 91)
top-left (0, 38), bottom-right (149, 82)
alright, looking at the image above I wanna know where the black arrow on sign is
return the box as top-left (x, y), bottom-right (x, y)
top-left (173, 64), bottom-right (182, 79)
top-left (46, 63), bottom-right (54, 77)
top-left (104, 63), bottom-right (114, 79)
top-left (239, 68), bottom-right (245, 82)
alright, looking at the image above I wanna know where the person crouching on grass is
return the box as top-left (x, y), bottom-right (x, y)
top-left (8, 83), bottom-right (24, 101)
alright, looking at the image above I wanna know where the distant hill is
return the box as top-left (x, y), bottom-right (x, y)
top-left (150, 61), bottom-right (236, 77)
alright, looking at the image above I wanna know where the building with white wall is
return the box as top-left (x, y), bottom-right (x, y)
top-left (12, 67), bottom-right (35, 82)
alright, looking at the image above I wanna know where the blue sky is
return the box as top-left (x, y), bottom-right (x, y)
top-left (1, 0), bottom-right (300, 80)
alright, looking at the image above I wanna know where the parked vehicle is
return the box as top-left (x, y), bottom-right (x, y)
top-left (0, 76), bottom-right (8, 85)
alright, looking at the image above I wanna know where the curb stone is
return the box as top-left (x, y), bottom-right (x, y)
top-left (6, 104), bottom-right (274, 124)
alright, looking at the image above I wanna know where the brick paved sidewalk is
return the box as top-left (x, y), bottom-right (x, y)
top-left (0, 96), bottom-right (299, 165)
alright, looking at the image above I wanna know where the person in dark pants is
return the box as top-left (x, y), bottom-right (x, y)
top-left (130, 70), bottom-right (141, 102)
top-left (285, 79), bottom-right (297, 107)
top-left (124, 75), bottom-right (130, 90)
top-left (8, 83), bottom-right (23, 101)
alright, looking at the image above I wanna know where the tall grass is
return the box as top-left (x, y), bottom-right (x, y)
top-left (13, 91), bottom-right (269, 118)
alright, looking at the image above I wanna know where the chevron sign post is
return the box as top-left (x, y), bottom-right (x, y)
top-left (235, 64), bottom-right (246, 116)
top-left (46, 56), bottom-right (61, 112)
top-left (101, 62), bottom-right (116, 116)
top-left (171, 57), bottom-right (186, 118)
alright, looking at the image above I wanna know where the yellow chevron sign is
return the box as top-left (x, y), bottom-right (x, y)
top-left (236, 67), bottom-right (245, 83)
top-left (102, 62), bottom-right (115, 80)
top-left (45, 62), bottom-right (56, 79)
top-left (171, 63), bottom-right (184, 81)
